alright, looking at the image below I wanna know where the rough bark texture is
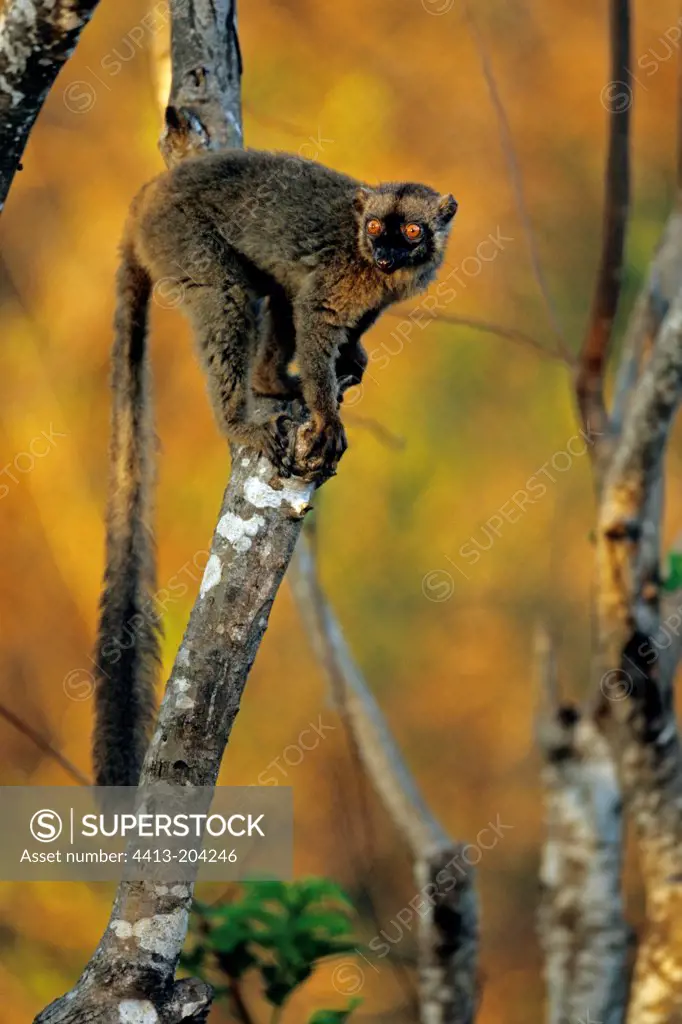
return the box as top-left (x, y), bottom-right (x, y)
top-left (290, 537), bottom-right (479, 1024)
top-left (36, 453), bottom-right (314, 1024)
top-left (593, 291), bottom-right (682, 1023)
top-left (0, 0), bottom-right (99, 211)
top-left (159, 0), bottom-right (242, 163)
top-left (538, 705), bottom-right (631, 1024)
top-left (537, 205), bottom-right (682, 1021)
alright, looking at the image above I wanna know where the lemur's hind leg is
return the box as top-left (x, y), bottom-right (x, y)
top-left (251, 288), bottom-right (302, 400)
top-left (182, 250), bottom-right (297, 474)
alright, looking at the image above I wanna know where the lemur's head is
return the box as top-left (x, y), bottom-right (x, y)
top-left (354, 182), bottom-right (457, 276)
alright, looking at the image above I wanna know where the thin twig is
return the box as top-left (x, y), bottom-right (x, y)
top-left (228, 978), bottom-right (255, 1024)
top-left (344, 412), bottom-right (406, 450)
top-left (389, 309), bottom-right (572, 363)
top-left (0, 700), bottom-right (90, 786)
top-left (462, 1), bottom-right (571, 364)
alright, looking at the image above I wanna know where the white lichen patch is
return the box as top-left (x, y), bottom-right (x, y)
top-left (110, 908), bottom-right (188, 960)
top-left (174, 676), bottom-right (195, 710)
top-left (119, 1000), bottom-right (158, 1024)
top-left (177, 647), bottom-right (191, 668)
top-left (180, 1003), bottom-right (204, 1019)
top-left (110, 920), bottom-right (133, 940)
top-left (133, 909), bottom-right (189, 960)
top-left (217, 511), bottom-right (265, 552)
top-left (171, 884), bottom-right (190, 898)
top-left (244, 472), bottom-right (313, 515)
top-left (200, 553), bottom-right (222, 596)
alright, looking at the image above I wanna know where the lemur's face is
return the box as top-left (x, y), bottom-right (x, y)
top-left (355, 183), bottom-right (457, 275)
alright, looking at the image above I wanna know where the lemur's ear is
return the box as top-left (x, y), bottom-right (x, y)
top-left (353, 187), bottom-right (372, 217)
top-left (437, 193), bottom-right (458, 224)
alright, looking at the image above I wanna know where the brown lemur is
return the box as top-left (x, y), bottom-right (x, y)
top-left (93, 148), bottom-right (457, 786)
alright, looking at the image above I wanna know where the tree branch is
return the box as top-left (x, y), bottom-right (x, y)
top-left (0, 0), bottom-right (100, 211)
top-left (36, 452), bottom-right (315, 1024)
top-left (430, 312), bottom-right (573, 365)
top-left (593, 286), bottom-right (682, 1021)
top-left (159, 0), bottom-right (242, 162)
top-left (289, 536), bottom-right (479, 1024)
top-left (576, 0), bottom-right (631, 465)
top-left (535, 629), bottom-right (630, 1024)
top-left (0, 699), bottom-right (90, 786)
top-left (611, 210), bottom-right (682, 440)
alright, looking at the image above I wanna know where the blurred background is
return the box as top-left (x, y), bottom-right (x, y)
top-left (1, 0), bottom-right (681, 1018)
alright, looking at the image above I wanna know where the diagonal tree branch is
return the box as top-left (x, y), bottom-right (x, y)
top-left (430, 312), bottom-right (573, 364)
top-left (0, 698), bottom-right (90, 786)
top-left (36, 453), bottom-right (315, 1024)
top-left (0, 0), bottom-right (100, 211)
top-left (289, 536), bottom-right (479, 1024)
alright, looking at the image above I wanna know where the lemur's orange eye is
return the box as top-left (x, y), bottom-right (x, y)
top-left (366, 218), bottom-right (383, 236)
top-left (403, 222), bottom-right (422, 241)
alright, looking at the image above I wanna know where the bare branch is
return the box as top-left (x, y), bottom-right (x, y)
top-left (462, 2), bottom-right (570, 364)
top-left (159, 0), bottom-right (242, 163)
top-left (576, 0), bottom-right (631, 459)
top-left (0, 699), bottom-right (90, 786)
top-left (36, 451), bottom-right (314, 1024)
top-left (611, 210), bottom-right (682, 438)
top-left (289, 536), bottom-right (479, 1024)
top-left (0, 0), bottom-right (100, 211)
top-left (594, 287), bottom-right (682, 1021)
top-left (291, 535), bottom-right (447, 855)
top-left (535, 629), bottom-right (630, 1024)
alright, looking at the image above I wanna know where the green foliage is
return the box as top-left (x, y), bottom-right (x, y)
top-left (181, 878), bottom-right (362, 1020)
top-left (664, 552), bottom-right (682, 592)
top-left (308, 998), bottom-right (362, 1022)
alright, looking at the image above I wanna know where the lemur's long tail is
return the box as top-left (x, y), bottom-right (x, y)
top-left (93, 237), bottom-right (160, 788)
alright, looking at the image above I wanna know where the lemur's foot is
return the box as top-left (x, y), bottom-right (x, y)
top-left (293, 412), bottom-right (347, 482)
top-left (252, 414), bottom-right (299, 477)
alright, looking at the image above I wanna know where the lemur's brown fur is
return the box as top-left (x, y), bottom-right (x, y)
top-left (94, 148), bottom-right (457, 787)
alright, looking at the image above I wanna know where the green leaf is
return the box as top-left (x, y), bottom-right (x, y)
top-left (210, 923), bottom-right (249, 954)
top-left (243, 880), bottom-right (290, 904)
top-left (309, 998), bottom-right (362, 1022)
top-left (294, 911), bottom-right (354, 937)
top-left (664, 552), bottom-right (682, 591)
top-left (295, 879), bottom-right (353, 908)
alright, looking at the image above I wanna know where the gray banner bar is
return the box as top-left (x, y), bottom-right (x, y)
top-left (0, 786), bottom-right (292, 881)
